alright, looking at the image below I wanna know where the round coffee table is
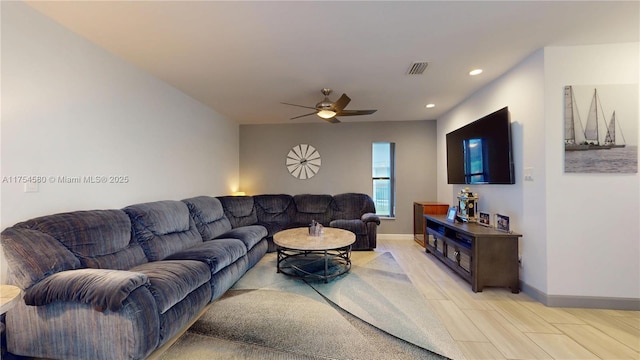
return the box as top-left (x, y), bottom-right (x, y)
top-left (273, 227), bottom-right (355, 283)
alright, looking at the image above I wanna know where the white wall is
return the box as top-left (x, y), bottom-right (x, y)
top-left (544, 43), bottom-right (639, 300)
top-left (437, 43), bottom-right (640, 305)
top-left (0, 2), bottom-right (240, 282)
top-left (436, 49), bottom-right (548, 294)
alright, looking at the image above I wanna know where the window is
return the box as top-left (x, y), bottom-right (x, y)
top-left (372, 142), bottom-right (395, 217)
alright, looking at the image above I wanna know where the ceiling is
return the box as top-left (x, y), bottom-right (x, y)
top-left (25, 1), bottom-right (639, 125)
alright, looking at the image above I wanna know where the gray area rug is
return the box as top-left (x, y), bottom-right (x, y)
top-left (160, 252), bottom-right (463, 360)
top-left (308, 252), bottom-right (463, 359)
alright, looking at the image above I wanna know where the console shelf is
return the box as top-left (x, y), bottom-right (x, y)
top-left (424, 214), bottom-right (521, 293)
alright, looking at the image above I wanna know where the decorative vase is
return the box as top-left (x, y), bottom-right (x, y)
top-left (309, 220), bottom-right (323, 237)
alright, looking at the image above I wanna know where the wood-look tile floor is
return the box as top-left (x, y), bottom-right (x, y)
top-left (374, 238), bottom-right (640, 360)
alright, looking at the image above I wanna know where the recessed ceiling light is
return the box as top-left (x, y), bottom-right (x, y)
top-left (425, 103), bottom-right (435, 108)
top-left (469, 69), bottom-right (483, 76)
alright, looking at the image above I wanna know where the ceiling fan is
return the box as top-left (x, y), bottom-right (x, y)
top-left (281, 88), bottom-right (377, 123)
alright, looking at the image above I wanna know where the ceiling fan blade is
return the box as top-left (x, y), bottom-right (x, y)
top-left (324, 117), bottom-right (341, 124)
top-left (332, 93), bottom-right (351, 112)
top-left (335, 109), bottom-right (377, 116)
top-left (290, 112), bottom-right (318, 120)
top-left (281, 102), bottom-right (318, 110)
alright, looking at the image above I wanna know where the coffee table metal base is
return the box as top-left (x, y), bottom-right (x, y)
top-left (276, 246), bottom-right (352, 283)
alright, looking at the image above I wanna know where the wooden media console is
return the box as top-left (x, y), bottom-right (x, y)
top-left (424, 214), bottom-right (521, 293)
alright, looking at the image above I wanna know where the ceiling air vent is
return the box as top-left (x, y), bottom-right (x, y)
top-left (407, 61), bottom-right (428, 75)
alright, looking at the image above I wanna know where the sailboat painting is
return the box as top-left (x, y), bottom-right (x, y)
top-left (564, 84), bottom-right (638, 173)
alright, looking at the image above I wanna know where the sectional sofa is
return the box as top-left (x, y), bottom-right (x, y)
top-left (0, 193), bottom-right (379, 360)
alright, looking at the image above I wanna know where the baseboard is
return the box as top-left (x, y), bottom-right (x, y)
top-left (377, 233), bottom-right (414, 241)
top-left (520, 281), bottom-right (640, 311)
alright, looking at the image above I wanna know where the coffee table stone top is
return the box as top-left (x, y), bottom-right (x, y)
top-left (274, 227), bottom-right (355, 251)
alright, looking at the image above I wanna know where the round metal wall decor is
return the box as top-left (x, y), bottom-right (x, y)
top-left (286, 144), bottom-right (321, 179)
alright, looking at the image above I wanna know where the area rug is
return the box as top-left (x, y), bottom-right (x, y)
top-left (308, 252), bottom-right (463, 359)
top-left (160, 252), bottom-right (463, 360)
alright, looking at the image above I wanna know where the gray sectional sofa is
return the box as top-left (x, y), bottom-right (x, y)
top-left (0, 193), bottom-right (379, 360)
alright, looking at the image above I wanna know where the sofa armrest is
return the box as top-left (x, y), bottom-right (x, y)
top-left (24, 269), bottom-right (149, 312)
top-left (361, 213), bottom-right (380, 225)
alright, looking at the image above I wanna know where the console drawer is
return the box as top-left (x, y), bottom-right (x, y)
top-left (426, 230), bottom-right (445, 255)
top-left (446, 243), bottom-right (471, 274)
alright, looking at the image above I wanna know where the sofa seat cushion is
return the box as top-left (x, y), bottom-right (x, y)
top-left (330, 219), bottom-right (368, 236)
top-left (165, 238), bottom-right (247, 275)
top-left (217, 225), bottom-right (267, 251)
top-left (130, 260), bottom-right (211, 314)
top-left (23, 269), bottom-right (149, 312)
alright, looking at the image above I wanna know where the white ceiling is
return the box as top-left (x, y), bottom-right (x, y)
top-left (26, 1), bottom-right (639, 125)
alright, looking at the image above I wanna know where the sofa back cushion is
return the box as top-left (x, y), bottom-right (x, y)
top-left (10, 210), bottom-right (147, 271)
top-left (124, 200), bottom-right (203, 261)
top-left (291, 194), bottom-right (335, 226)
top-left (332, 193), bottom-right (376, 220)
top-left (182, 196), bottom-right (232, 240)
top-left (254, 194), bottom-right (293, 224)
top-left (217, 196), bottom-right (258, 228)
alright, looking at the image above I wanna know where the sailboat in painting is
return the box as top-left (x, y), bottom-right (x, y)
top-left (583, 88), bottom-right (612, 150)
top-left (604, 111), bottom-right (627, 148)
top-left (565, 86), bottom-right (622, 151)
top-left (564, 86), bottom-right (590, 151)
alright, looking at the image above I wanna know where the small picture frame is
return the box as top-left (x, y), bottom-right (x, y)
top-left (495, 213), bottom-right (510, 232)
top-left (478, 212), bottom-right (491, 227)
top-left (446, 206), bottom-right (458, 222)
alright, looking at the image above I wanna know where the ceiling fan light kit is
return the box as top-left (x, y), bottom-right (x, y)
top-left (281, 88), bottom-right (377, 123)
top-left (317, 110), bottom-right (336, 119)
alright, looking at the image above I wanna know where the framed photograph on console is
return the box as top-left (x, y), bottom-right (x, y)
top-left (478, 212), bottom-right (491, 227)
top-left (446, 206), bottom-right (457, 222)
top-left (495, 213), bottom-right (510, 232)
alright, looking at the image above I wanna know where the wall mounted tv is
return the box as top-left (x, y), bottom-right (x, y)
top-left (446, 107), bottom-right (515, 184)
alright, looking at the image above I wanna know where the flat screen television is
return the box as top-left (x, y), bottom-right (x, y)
top-left (446, 107), bottom-right (515, 184)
